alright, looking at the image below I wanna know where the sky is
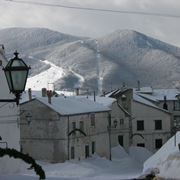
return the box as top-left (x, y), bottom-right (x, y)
top-left (0, 0), bottom-right (180, 47)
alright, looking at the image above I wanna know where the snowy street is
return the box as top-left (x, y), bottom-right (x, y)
top-left (1, 133), bottom-right (180, 180)
top-left (0, 146), bottom-right (146, 180)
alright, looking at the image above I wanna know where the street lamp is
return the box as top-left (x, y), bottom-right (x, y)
top-left (0, 51), bottom-right (30, 105)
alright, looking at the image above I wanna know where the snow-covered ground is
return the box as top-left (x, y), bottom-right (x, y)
top-left (0, 146), bottom-right (152, 180)
top-left (3, 132), bottom-right (180, 180)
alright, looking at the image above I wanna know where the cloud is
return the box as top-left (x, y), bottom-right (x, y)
top-left (0, 0), bottom-right (180, 46)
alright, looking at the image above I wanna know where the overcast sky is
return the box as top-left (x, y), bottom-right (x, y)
top-left (0, 0), bottom-right (180, 47)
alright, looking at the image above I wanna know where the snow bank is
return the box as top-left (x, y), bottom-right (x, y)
top-left (129, 146), bottom-right (153, 163)
top-left (143, 132), bottom-right (180, 179)
top-left (111, 145), bottom-right (129, 159)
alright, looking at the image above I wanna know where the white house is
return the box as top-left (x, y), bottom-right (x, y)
top-left (20, 94), bottom-right (112, 162)
top-left (136, 87), bottom-right (180, 134)
top-left (107, 88), bottom-right (172, 152)
top-left (0, 45), bottom-right (20, 173)
top-left (88, 96), bottom-right (131, 151)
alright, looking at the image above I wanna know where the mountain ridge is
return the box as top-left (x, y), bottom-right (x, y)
top-left (1, 27), bottom-right (180, 91)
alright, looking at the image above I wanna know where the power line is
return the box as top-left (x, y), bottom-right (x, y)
top-left (3, 0), bottom-right (180, 19)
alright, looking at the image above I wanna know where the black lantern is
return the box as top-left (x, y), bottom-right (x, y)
top-left (113, 120), bottom-right (118, 128)
top-left (1, 51), bottom-right (30, 105)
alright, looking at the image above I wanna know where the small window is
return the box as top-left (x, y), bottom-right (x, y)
top-left (155, 120), bottom-right (162, 130)
top-left (71, 146), bottom-right (75, 159)
top-left (79, 121), bottom-right (84, 131)
top-left (174, 100), bottom-right (180, 111)
top-left (137, 143), bottom-right (145, 147)
top-left (174, 116), bottom-right (180, 127)
top-left (72, 122), bottom-right (76, 130)
top-left (92, 141), bottom-right (96, 154)
top-left (120, 118), bottom-right (124, 125)
top-left (137, 120), bottom-right (144, 131)
top-left (155, 139), bottom-right (162, 149)
top-left (90, 114), bottom-right (95, 127)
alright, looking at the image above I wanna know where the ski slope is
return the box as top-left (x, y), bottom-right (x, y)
top-left (26, 60), bottom-right (84, 90)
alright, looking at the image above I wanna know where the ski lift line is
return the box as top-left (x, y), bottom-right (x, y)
top-left (3, 0), bottom-right (180, 19)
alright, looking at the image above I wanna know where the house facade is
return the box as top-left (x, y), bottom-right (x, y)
top-left (108, 88), bottom-right (171, 152)
top-left (20, 95), bottom-right (111, 162)
top-left (82, 96), bottom-right (131, 152)
top-left (108, 100), bottom-right (130, 151)
top-left (136, 88), bottom-right (180, 134)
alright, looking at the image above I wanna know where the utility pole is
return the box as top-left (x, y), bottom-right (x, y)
top-left (108, 113), bottom-right (112, 161)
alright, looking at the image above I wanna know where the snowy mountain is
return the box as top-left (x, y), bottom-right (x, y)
top-left (1, 27), bottom-right (180, 91)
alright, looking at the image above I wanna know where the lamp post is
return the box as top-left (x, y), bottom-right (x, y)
top-left (0, 51), bottom-right (30, 105)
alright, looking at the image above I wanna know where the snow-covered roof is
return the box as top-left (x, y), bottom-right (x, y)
top-left (135, 87), bottom-right (153, 94)
top-left (133, 93), bottom-right (158, 108)
top-left (144, 132), bottom-right (180, 179)
top-left (133, 93), bottom-right (170, 113)
top-left (75, 96), bottom-right (117, 108)
top-left (35, 96), bottom-right (111, 115)
top-left (137, 88), bottom-right (180, 101)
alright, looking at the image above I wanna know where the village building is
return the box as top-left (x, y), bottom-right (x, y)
top-left (80, 95), bottom-right (131, 151)
top-left (20, 93), bottom-right (114, 162)
top-left (135, 87), bottom-right (180, 134)
top-left (107, 88), bottom-right (172, 153)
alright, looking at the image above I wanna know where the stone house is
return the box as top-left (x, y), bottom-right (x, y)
top-left (136, 87), bottom-right (180, 134)
top-left (81, 96), bottom-right (131, 152)
top-left (107, 88), bottom-right (172, 152)
top-left (20, 95), bottom-right (112, 162)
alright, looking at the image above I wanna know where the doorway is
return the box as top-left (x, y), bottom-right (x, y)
top-left (85, 145), bottom-right (89, 158)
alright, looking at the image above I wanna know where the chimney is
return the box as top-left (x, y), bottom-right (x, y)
top-left (137, 80), bottom-right (140, 91)
top-left (103, 91), bottom-right (106, 97)
top-left (42, 88), bottom-right (47, 97)
top-left (76, 88), bottom-right (79, 96)
top-left (28, 88), bottom-right (32, 100)
top-left (121, 82), bottom-right (126, 91)
top-left (94, 91), bottom-right (96, 102)
top-left (163, 96), bottom-right (168, 110)
top-left (47, 90), bottom-right (53, 104)
top-left (0, 44), bottom-right (5, 56)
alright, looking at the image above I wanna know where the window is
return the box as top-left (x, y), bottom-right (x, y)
top-left (155, 120), bottom-right (162, 130)
top-left (79, 121), bottom-right (84, 131)
top-left (120, 118), bottom-right (124, 125)
top-left (90, 114), bottom-right (95, 127)
top-left (155, 139), bottom-right (162, 149)
top-left (85, 145), bottom-right (89, 158)
top-left (72, 122), bottom-right (76, 130)
top-left (174, 116), bottom-right (180, 127)
top-left (137, 143), bottom-right (145, 147)
top-left (137, 120), bottom-right (144, 131)
top-left (174, 100), bottom-right (180, 111)
top-left (71, 146), bottom-right (75, 159)
top-left (92, 141), bottom-right (96, 154)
